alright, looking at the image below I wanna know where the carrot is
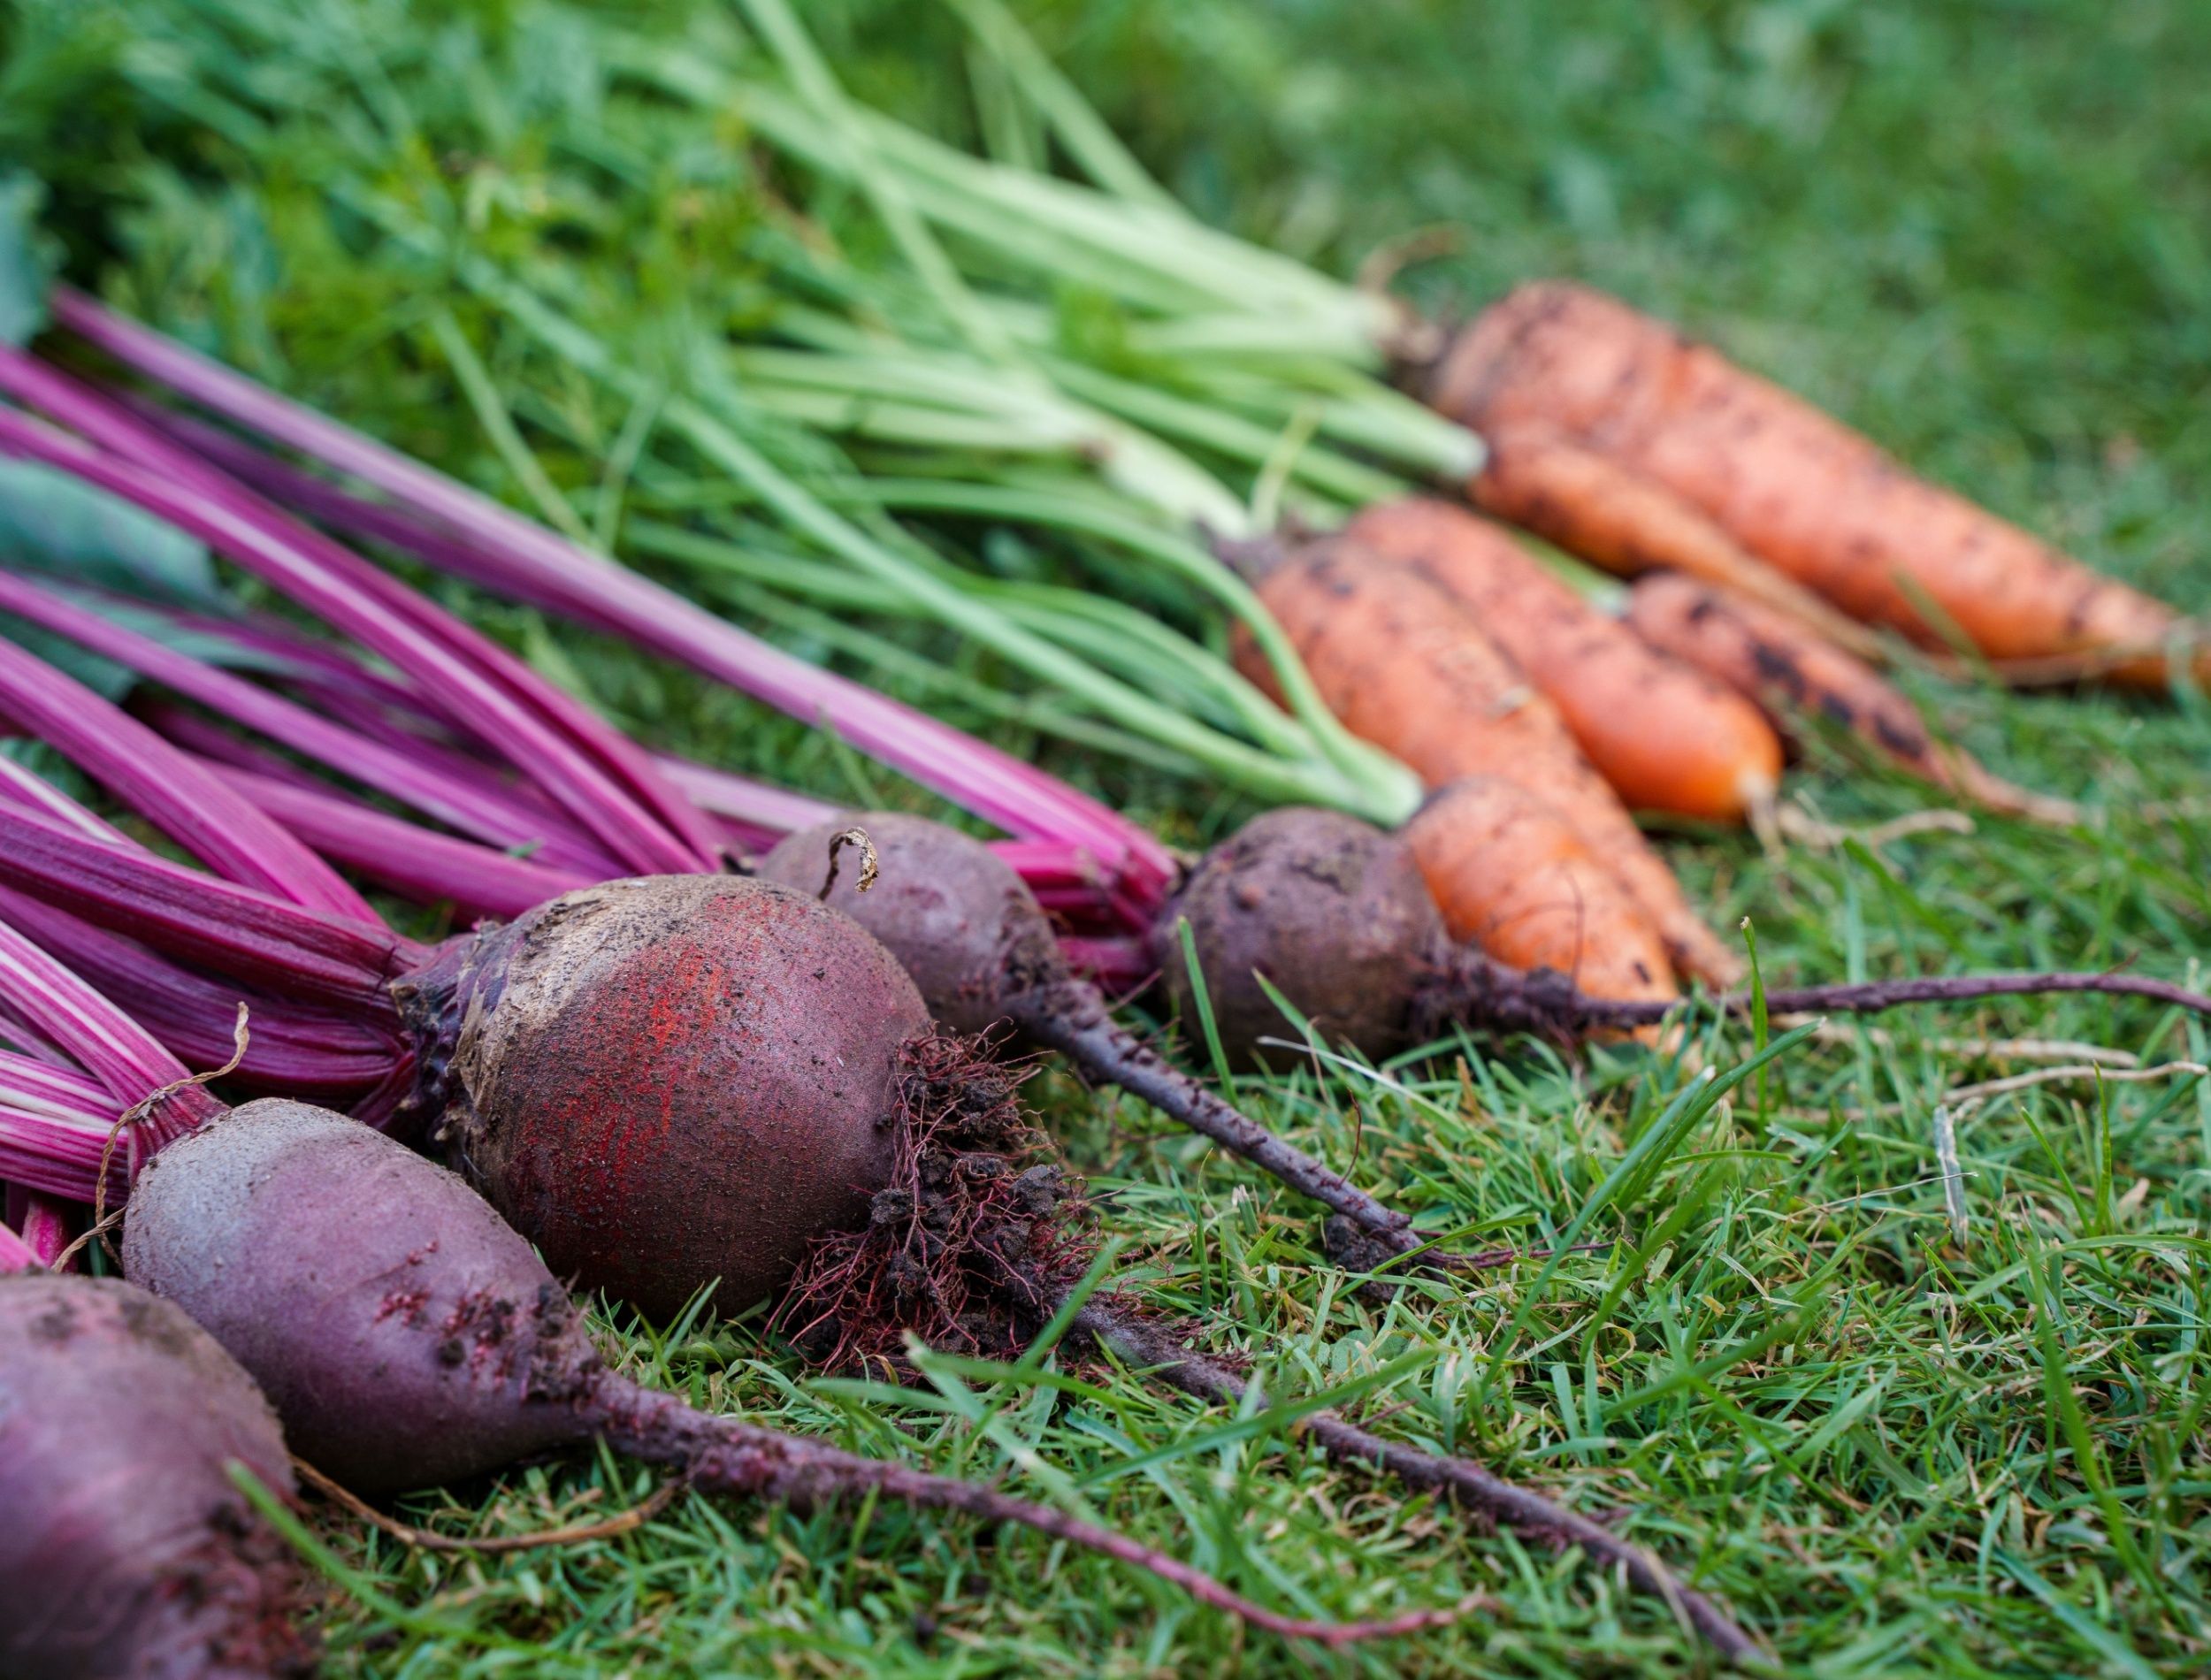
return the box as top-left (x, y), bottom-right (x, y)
top-left (1346, 497), bottom-right (1784, 824)
top-left (1465, 424), bottom-right (1891, 663)
top-left (1228, 534), bottom-right (1738, 988)
top-left (1626, 573), bottom-right (2081, 823)
top-left (1433, 281), bottom-right (2199, 685)
top-left (1404, 777), bottom-right (1677, 1008)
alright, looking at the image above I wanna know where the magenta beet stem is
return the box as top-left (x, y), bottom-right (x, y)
top-left (211, 691), bottom-right (626, 880)
top-left (0, 1210), bottom-right (40, 1272)
top-left (0, 889), bottom-right (404, 1098)
top-left (55, 293), bottom-right (1177, 921)
top-left (105, 390), bottom-right (729, 872)
top-left (0, 570), bottom-right (620, 878)
top-left (10, 1191), bottom-right (75, 1267)
top-left (202, 760), bottom-right (593, 921)
top-left (1059, 937), bottom-right (1159, 994)
top-left (0, 914), bottom-right (220, 1152)
top-left (144, 690), bottom-right (624, 884)
top-left (0, 753), bottom-right (128, 843)
top-left (0, 622), bottom-right (373, 922)
top-left (0, 802), bottom-right (410, 1007)
top-left (0, 361), bottom-right (715, 879)
top-left (651, 754), bottom-right (844, 843)
top-left (141, 598), bottom-right (433, 714)
top-left (203, 409), bottom-right (1174, 908)
top-left (88, 371), bottom-right (727, 875)
top-left (0, 1054), bottom-right (114, 1122)
top-left (0, 1056), bottom-right (131, 1201)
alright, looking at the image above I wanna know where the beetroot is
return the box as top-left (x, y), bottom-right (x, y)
top-left (122, 1098), bottom-right (1447, 1646)
top-left (759, 814), bottom-right (1063, 1036)
top-left (1159, 806), bottom-right (1448, 1066)
top-left (0, 1272), bottom-right (317, 1680)
top-left (123, 1099), bottom-right (591, 1494)
top-left (394, 874), bottom-right (928, 1319)
top-left (759, 813), bottom-right (1442, 1266)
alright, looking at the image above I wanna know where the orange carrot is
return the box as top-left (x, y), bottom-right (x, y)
top-left (1432, 281), bottom-right (2198, 686)
top-left (1229, 535), bottom-right (1737, 988)
top-left (1626, 573), bottom-right (2080, 823)
top-left (1346, 498), bottom-right (1784, 824)
top-left (1404, 776), bottom-right (1677, 1008)
top-left (1465, 424), bottom-right (1890, 663)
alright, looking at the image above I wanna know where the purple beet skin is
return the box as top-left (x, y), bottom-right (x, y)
top-left (0, 1272), bottom-right (317, 1679)
top-left (120, 1099), bottom-right (1444, 1647)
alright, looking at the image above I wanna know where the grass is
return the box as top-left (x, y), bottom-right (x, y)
top-left (10, 0), bottom-right (2211, 1672)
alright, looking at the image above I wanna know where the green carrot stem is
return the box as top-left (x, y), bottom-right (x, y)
top-left (416, 244), bottom-right (1405, 814)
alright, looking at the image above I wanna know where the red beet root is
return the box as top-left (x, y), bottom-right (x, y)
top-left (757, 814), bottom-right (1064, 1037)
top-left (0, 1272), bottom-right (317, 1680)
top-left (122, 1099), bottom-right (1451, 1646)
top-left (395, 874), bottom-right (927, 1320)
top-left (1160, 806), bottom-right (1447, 1066)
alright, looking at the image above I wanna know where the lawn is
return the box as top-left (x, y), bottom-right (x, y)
top-left (7, 1), bottom-right (2211, 1674)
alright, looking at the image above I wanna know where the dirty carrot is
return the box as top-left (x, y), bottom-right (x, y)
top-left (1403, 776), bottom-right (1677, 1008)
top-left (1627, 573), bottom-right (2081, 824)
top-left (1432, 281), bottom-right (2200, 684)
top-left (1462, 423), bottom-right (1891, 662)
top-left (1348, 497), bottom-right (1784, 823)
top-left (1226, 534), bottom-right (1738, 988)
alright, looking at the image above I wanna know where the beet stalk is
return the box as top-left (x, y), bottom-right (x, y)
top-left (0, 1271), bottom-right (317, 1679)
top-left (5, 1186), bottom-right (76, 1266)
top-left (0, 1203), bottom-right (43, 1272)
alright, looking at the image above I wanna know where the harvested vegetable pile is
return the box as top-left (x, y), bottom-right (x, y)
top-left (2, 0), bottom-right (2209, 1673)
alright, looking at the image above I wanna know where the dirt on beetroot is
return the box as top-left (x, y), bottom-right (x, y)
top-left (775, 1031), bottom-right (1098, 1377)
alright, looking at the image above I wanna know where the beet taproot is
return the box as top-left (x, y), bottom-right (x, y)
top-left (0, 1272), bottom-right (317, 1680)
top-left (1159, 806), bottom-right (1447, 1066)
top-left (394, 874), bottom-right (925, 1320)
top-left (121, 1098), bottom-right (1450, 1647)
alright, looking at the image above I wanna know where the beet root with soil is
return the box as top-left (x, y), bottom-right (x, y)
top-left (757, 813), bottom-right (1067, 1038)
top-left (394, 874), bottom-right (928, 1320)
top-left (120, 1097), bottom-right (1450, 1646)
top-left (0, 1272), bottom-right (317, 1680)
top-left (1159, 806), bottom-right (1450, 1066)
